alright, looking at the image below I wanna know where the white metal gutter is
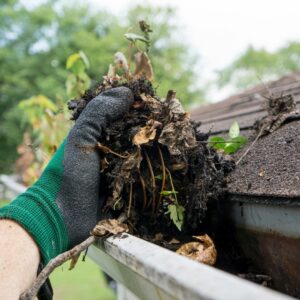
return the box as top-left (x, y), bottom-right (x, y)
top-left (88, 234), bottom-right (295, 300)
top-left (0, 174), bottom-right (296, 300)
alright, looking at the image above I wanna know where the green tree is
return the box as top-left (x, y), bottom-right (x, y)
top-left (0, 0), bottom-right (204, 173)
top-left (217, 42), bottom-right (300, 91)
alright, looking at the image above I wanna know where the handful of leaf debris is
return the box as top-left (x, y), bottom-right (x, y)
top-left (69, 21), bottom-right (227, 240)
top-left (69, 82), bottom-right (226, 239)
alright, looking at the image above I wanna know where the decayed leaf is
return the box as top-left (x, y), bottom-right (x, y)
top-left (134, 51), bottom-right (154, 81)
top-left (153, 233), bottom-right (164, 242)
top-left (132, 119), bottom-right (162, 145)
top-left (165, 96), bottom-right (186, 121)
top-left (168, 238), bottom-right (180, 245)
top-left (176, 234), bottom-right (217, 266)
top-left (111, 149), bottom-right (143, 207)
top-left (114, 52), bottom-right (129, 72)
top-left (100, 157), bottom-right (109, 172)
top-left (140, 93), bottom-right (162, 115)
top-left (107, 64), bottom-right (116, 78)
top-left (158, 119), bottom-right (197, 156)
top-left (92, 219), bottom-right (129, 237)
top-left (158, 95), bottom-right (197, 156)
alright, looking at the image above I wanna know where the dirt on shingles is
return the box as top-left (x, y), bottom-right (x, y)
top-left (228, 120), bottom-right (300, 197)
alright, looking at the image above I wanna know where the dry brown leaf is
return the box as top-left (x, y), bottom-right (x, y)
top-left (132, 119), bottom-right (162, 145)
top-left (140, 93), bottom-right (162, 115)
top-left (114, 52), bottom-right (129, 72)
top-left (134, 51), bottom-right (154, 81)
top-left (133, 126), bottom-right (156, 145)
top-left (158, 119), bottom-right (197, 156)
top-left (111, 149), bottom-right (143, 206)
top-left (176, 234), bottom-right (217, 266)
top-left (168, 238), bottom-right (180, 245)
top-left (165, 96), bottom-right (186, 121)
top-left (158, 96), bottom-right (197, 156)
top-left (153, 233), bottom-right (164, 242)
top-left (92, 219), bottom-right (129, 237)
top-left (100, 157), bottom-right (109, 172)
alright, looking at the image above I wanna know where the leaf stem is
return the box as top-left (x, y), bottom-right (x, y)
top-left (157, 146), bottom-right (166, 211)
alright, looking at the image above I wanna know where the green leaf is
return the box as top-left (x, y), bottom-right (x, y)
top-left (66, 53), bottom-right (81, 69)
top-left (229, 121), bottom-right (240, 139)
top-left (19, 95), bottom-right (58, 112)
top-left (224, 143), bottom-right (238, 154)
top-left (232, 136), bottom-right (247, 146)
top-left (224, 136), bottom-right (247, 154)
top-left (124, 33), bottom-right (148, 43)
top-left (160, 190), bottom-right (178, 196)
top-left (79, 50), bottom-right (90, 69)
top-left (167, 204), bottom-right (185, 231)
top-left (66, 51), bottom-right (89, 75)
top-left (208, 136), bottom-right (226, 150)
top-left (155, 174), bottom-right (162, 180)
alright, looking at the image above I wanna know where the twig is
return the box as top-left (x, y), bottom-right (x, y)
top-left (166, 90), bottom-right (176, 102)
top-left (127, 42), bottom-right (134, 74)
top-left (157, 146), bottom-right (166, 211)
top-left (20, 236), bottom-right (95, 300)
top-left (165, 167), bottom-right (178, 204)
top-left (139, 172), bottom-right (148, 211)
top-left (144, 150), bottom-right (156, 211)
top-left (96, 142), bottom-right (129, 159)
top-left (236, 125), bottom-right (266, 165)
top-left (127, 181), bottom-right (133, 218)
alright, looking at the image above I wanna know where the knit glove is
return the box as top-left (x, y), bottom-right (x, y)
top-left (0, 87), bottom-right (133, 264)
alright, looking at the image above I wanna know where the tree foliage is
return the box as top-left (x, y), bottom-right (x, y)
top-left (217, 43), bottom-right (300, 90)
top-left (0, 1), bottom-right (204, 173)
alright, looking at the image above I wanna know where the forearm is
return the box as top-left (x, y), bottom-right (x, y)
top-left (0, 220), bottom-right (40, 300)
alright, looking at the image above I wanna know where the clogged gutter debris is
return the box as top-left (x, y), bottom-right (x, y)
top-left (20, 22), bottom-right (236, 300)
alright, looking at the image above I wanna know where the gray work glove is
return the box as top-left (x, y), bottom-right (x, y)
top-left (0, 87), bottom-right (134, 264)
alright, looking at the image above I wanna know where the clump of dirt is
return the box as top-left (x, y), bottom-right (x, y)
top-left (69, 78), bottom-right (229, 240)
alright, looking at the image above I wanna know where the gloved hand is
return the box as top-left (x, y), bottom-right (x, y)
top-left (0, 87), bottom-right (133, 264)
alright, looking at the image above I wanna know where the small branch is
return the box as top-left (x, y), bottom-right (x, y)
top-left (166, 90), bottom-right (176, 102)
top-left (236, 125), bottom-right (266, 165)
top-left (127, 42), bottom-right (134, 73)
top-left (20, 236), bottom-right (95, 300)
top-left (144, 150), bottom-right (156, 211)
top-left (139, 172), bottom-right (148, 211)
top-left (96, 142), bottom-right (129, 159)
top-left (165, 167), bottom-right (178, 204)
top-left (157, 146), bottom-right (166, 211)
top-left (127, 181), bottom-right (133, 218)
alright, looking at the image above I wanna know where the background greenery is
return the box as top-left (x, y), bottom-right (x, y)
top-left (2, 0), bottom-right (300, 173)
top-left (217, 42), bottom-right (300, 90)
top-left (0, 0), bottom-right (204, 173)
top-left (51, 258), bottom-right (116, 300)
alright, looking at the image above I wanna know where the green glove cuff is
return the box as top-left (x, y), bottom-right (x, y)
top-left (0, 141), bottom-right (69, 264)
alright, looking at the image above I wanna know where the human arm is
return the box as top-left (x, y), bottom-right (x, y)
top-left (0, 220), bottom-right (40, 300)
